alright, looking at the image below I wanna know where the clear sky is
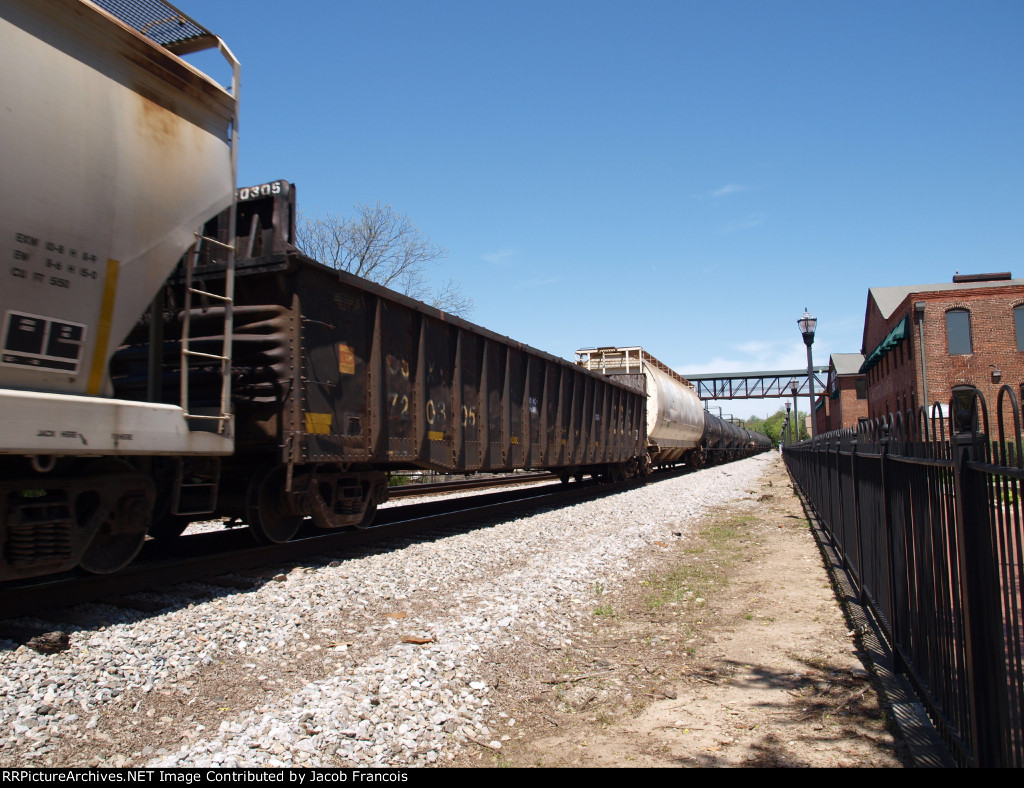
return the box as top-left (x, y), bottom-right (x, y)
top-left (186, 0), bottom-right (1023, 419)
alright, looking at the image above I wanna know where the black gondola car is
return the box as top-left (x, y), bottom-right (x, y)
top-left (113, 182), bottom-right (647, 545)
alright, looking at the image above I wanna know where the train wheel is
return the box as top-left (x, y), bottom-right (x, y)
top-left (79, 461), bottom-right (153, 575)
top-left (246, 465), bottom-right (303, 545)
top-left (355, 498), bottom-right (378, 529)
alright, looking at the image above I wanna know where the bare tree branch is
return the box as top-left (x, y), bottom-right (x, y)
top-left (295, 203), bottom-right (474, 317)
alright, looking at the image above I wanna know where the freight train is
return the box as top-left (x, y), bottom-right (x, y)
top-left (0, 0), bottom-right (768, 584)
top-left (576, 347), bottom-right (771, 469)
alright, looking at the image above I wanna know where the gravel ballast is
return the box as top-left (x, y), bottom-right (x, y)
top-left (0, 454), bottom-right (771, 767)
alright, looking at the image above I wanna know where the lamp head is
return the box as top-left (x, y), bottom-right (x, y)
top-left (798, 308), bottom-right (817, 346)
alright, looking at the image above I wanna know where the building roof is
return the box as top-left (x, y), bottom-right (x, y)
top-left (830, 353), bottom-right (865, 376)
top-left (869, 278), bottom-right (1024, 320)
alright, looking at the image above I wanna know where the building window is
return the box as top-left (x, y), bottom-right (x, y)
top-left (946, 309), bottom-right (972, 355)
top-left (1015, 305), bottom-right (1024, 351)
top-left (855, 379), bottom-right (867, 399)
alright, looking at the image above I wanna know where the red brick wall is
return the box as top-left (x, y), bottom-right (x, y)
top-left (837, 376), bottom-right (868, 427)
top-left (863, 285), bottom-right (1024, 422)
top-left (814, 394), bottom-right (829, 434)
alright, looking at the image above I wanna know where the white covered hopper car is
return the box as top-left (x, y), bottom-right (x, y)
top-left (0, 0), bottom-right (239, 577)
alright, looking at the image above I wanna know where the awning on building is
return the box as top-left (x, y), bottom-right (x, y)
top-left (860, 315), bottom-right (909, 373)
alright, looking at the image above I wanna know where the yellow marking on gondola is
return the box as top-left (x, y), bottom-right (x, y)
top-left (427, 430), bottom-right (444, 441)
top-left (337, 343), bottom-right (355, 374)
top-left (305, 412), bottom-right (333, 434)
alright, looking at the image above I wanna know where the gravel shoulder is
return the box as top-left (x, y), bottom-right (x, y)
top-left (0, 453), bottom-right (907, 768)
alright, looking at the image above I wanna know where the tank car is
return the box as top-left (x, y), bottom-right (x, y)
top-left (0, 0), bottom-right (240, 580)
top-left (576, 346), bottom-right (771, 468)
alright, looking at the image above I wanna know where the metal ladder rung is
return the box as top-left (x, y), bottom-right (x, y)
top-left (197, 234), bottom-right (235, 251)
top-left (183, 349), bottom-right (230, 362)
top-left (180, 228), bottom-right (235, 433)
top-left (187, 288), bottom-right (232, 303)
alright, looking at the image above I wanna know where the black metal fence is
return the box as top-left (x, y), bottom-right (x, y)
top-left (784, 386), bottom-right (1024, 768)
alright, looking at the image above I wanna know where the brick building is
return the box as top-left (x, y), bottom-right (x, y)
top-left (859, 273), bottom-right (1024, 421)
top-left (813, 353), bottom-right (868, 433)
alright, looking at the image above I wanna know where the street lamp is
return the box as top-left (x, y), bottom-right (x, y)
top-left (784, 401), bottom-right (791, 446)
top-left (790, 380), bottom-right (799, 444)
top-left (798, 308), bottom-right (817, 438)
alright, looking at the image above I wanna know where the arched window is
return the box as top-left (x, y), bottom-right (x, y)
top-left (946, 309), bottom-right (972, 355)
top-left (1014, 305), bottom-right (1024, 351)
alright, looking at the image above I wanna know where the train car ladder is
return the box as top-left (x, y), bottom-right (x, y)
top-left (179, 231), bottom-right (235, 434)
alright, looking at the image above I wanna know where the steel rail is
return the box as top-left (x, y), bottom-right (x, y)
top-left (388, 472), bottom-right (558, 498)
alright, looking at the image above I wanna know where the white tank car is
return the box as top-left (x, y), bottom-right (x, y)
top-left (576, 347), bottom-right (705, 465)
top-left (0, 0), bottom-right (239, 457)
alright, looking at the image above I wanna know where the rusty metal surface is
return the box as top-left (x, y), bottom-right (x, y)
top-left (284, 256), bottom-right (646, 474)
top-left (210, 188), bottom-right (646, 478)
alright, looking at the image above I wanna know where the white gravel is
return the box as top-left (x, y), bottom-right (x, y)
top-left (0, 454), bottom-right (772, 767)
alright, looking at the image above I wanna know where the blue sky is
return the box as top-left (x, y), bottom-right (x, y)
top-left (187, 0), bottom-right (1023, 419)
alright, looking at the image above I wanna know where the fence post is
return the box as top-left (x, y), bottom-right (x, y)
top-left (876, 423), bottom-right (901, 671)
top-left (847, 433), bottom-right (858, 596)
top-left (952, 425), bottom-right (1006, 766)
top-left (875, 429), bottom-right (890, 605)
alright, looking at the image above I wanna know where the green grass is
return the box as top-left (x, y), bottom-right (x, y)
top-left (643, 515), bottom-right (751, 611)
top-left (644, 563), bottom-right (711, 610)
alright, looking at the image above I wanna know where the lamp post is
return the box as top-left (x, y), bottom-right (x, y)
top-left (798, 308), bottom-right (817, 438)
top-left (790, 380), bottom-right (799, 444)
top-left (784, 401), bottom-right (791, 446)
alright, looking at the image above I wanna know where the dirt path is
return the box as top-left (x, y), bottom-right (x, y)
top-left (452, 453), bottom-right (909, 767)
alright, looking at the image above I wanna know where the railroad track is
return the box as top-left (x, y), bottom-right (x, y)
top-left (0, 470), bottom-right (661, 632)
top-left (387, 472), bottom-right (558, 498)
